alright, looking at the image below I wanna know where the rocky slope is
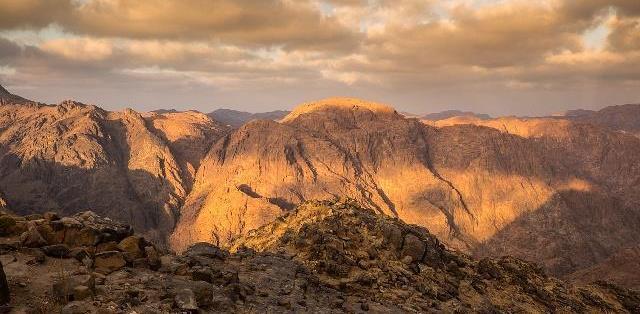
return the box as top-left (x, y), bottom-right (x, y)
top-left (172, 97), bottom-right (640, 285)
top-left (0, 85), bottom-right (31, 105)
top-left (1, 202), bottom-right (639, 313)
top-left (208, 109), bottom-right (290, 128)
top-left (567, 246), bottom-right (640, 291)
top-left (142, 111), bottom-right (229, 190)
top-left (564, 104), bottom-right (640, 137)
top-left (0, 86), bottom-right (227, 243)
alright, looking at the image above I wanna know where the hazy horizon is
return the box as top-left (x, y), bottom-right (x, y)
top-left (1, 0), bottom-right (639, 116)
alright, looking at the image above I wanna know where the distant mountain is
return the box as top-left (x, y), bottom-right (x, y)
top-left (422, 110), bottom-right (491, 121)
top-left (568, 246), bottom-right (640, 290)
top-left (564, 104), bottom-right (640, 136)
top-left (150, 109), bottom-right (180, 114)
top-left (208, 108), bottom-right (290, 127)
top-left (0, 84), bottom-right (32, 104)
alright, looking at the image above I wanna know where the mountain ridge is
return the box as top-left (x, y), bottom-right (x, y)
top-left (1, 86), bottom-right (639, 290)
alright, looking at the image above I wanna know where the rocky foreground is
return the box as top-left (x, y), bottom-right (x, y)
top-left (0, 201), bottom-right (639, 313)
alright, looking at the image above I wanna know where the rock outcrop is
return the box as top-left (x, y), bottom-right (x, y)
top-left (1, 202), bottom-right (639, 313)
top-left (567, 246), bottom-right (640, 290)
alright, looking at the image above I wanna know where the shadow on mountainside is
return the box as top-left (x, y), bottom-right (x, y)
top-left (0, 153), bottom-right (181, 246)
top-left (473, 189), bottom-right (640, 279)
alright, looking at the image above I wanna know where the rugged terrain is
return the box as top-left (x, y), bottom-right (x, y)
top-left (1, 201), bottom-right (639, 313)
top-left (172, 97), bottom-right (640, 285)
top-left (1, 86), bottom-right (639, 290)
top-left (564, 104), bottom-right (640, 137)
top-left (0, 88), bottom-right (228, 243)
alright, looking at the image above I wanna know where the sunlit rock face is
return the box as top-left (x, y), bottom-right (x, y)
top-left (142, 111), bottom-right (230, 190)
top-left (0, 99), bottom-right (227, 243)
top-left (170, 97), bottom-right (640, 280)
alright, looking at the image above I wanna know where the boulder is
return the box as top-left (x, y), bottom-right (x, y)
top-left (36, 224), bottom-right (64, 245)
top-left (185, 242), bottom-right (229, 260)
top-left (20, 227), bottom-right (47, 248)
top-left (43, 212), bottom-right (60, 221)
top-left (381, 223), bottom-right (403, 249)
top-left (174, 288), bottom-right (198, 310)
top-left (24, 214), bottom-right (43, 221)
top-left (145, 246), bottom-right (161, 269)
top-left (400, 234), bottom-right (426, 263)
top-left (0, 261), bottom-right (9, 305)
top-left (69, 247), bottom-right (92, 262)
top-left (73, 285), bottom-right (92, 300)
top-left (94, 251), bottom-right (127, 274)
top-left (42, 244), bottom-right (71, 258)
top-left (95, 241), bottom-right (119, 253)
top-left (64, 227), bottom-right (98, 247)
top-left (0, 215), bottom-right (16, 236)
top-left (53, 274), bottom-right (95, 299)
top-left (117, 236), bottom-right (144, 259)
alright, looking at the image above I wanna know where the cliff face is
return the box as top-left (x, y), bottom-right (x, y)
top-left (0, 100), bottom-right (228, 244)
top-left (172, 98), bottom-right (640, 282)
top-left (171, 98), bottom-right (471, 251)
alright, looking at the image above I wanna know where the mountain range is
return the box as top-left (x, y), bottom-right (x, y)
top-left (1, 86), bottom-right (639, 291)
top-left (207, 108), bottom-right (290, 128)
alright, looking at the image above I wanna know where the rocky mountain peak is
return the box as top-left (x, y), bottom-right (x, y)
top-left (0, 85), bottom-right (31, 104)
top-left (281, 97), bottom-right (399, 123)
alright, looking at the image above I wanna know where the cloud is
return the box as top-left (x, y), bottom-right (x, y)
top-left (0, 0), bottom-right (360, 52)
top-left (41, 37), bottom-right (113, 61)
top-left (0, 0), bottom-right (72, 29)
top-left (0, 0), bottom-right (639, 115)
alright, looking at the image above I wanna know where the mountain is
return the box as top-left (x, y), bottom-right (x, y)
top-left (2, 86), bottom-right (640, 289)
top-left (0, 85), bottom-right (32, 104)
top-left (567, 246), bottom-right (640, 290)
top-left (564, 104), bottom-right (640, 137)
top-left (0, 86), bottom-right (228, 243)
top-left (208, 108), bottom-right (290, 128)
top-left (142, 110), bottom-right (230, 189)
top-left (422, 110), bottom-right (491, 121)
top-left (1, 201), bottom-right (638, 312)
top-left (171, 97), bottom-right (640, 285)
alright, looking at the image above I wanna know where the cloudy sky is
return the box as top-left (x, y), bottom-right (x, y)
top-left (0, 0), bottom-right (639, 115)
